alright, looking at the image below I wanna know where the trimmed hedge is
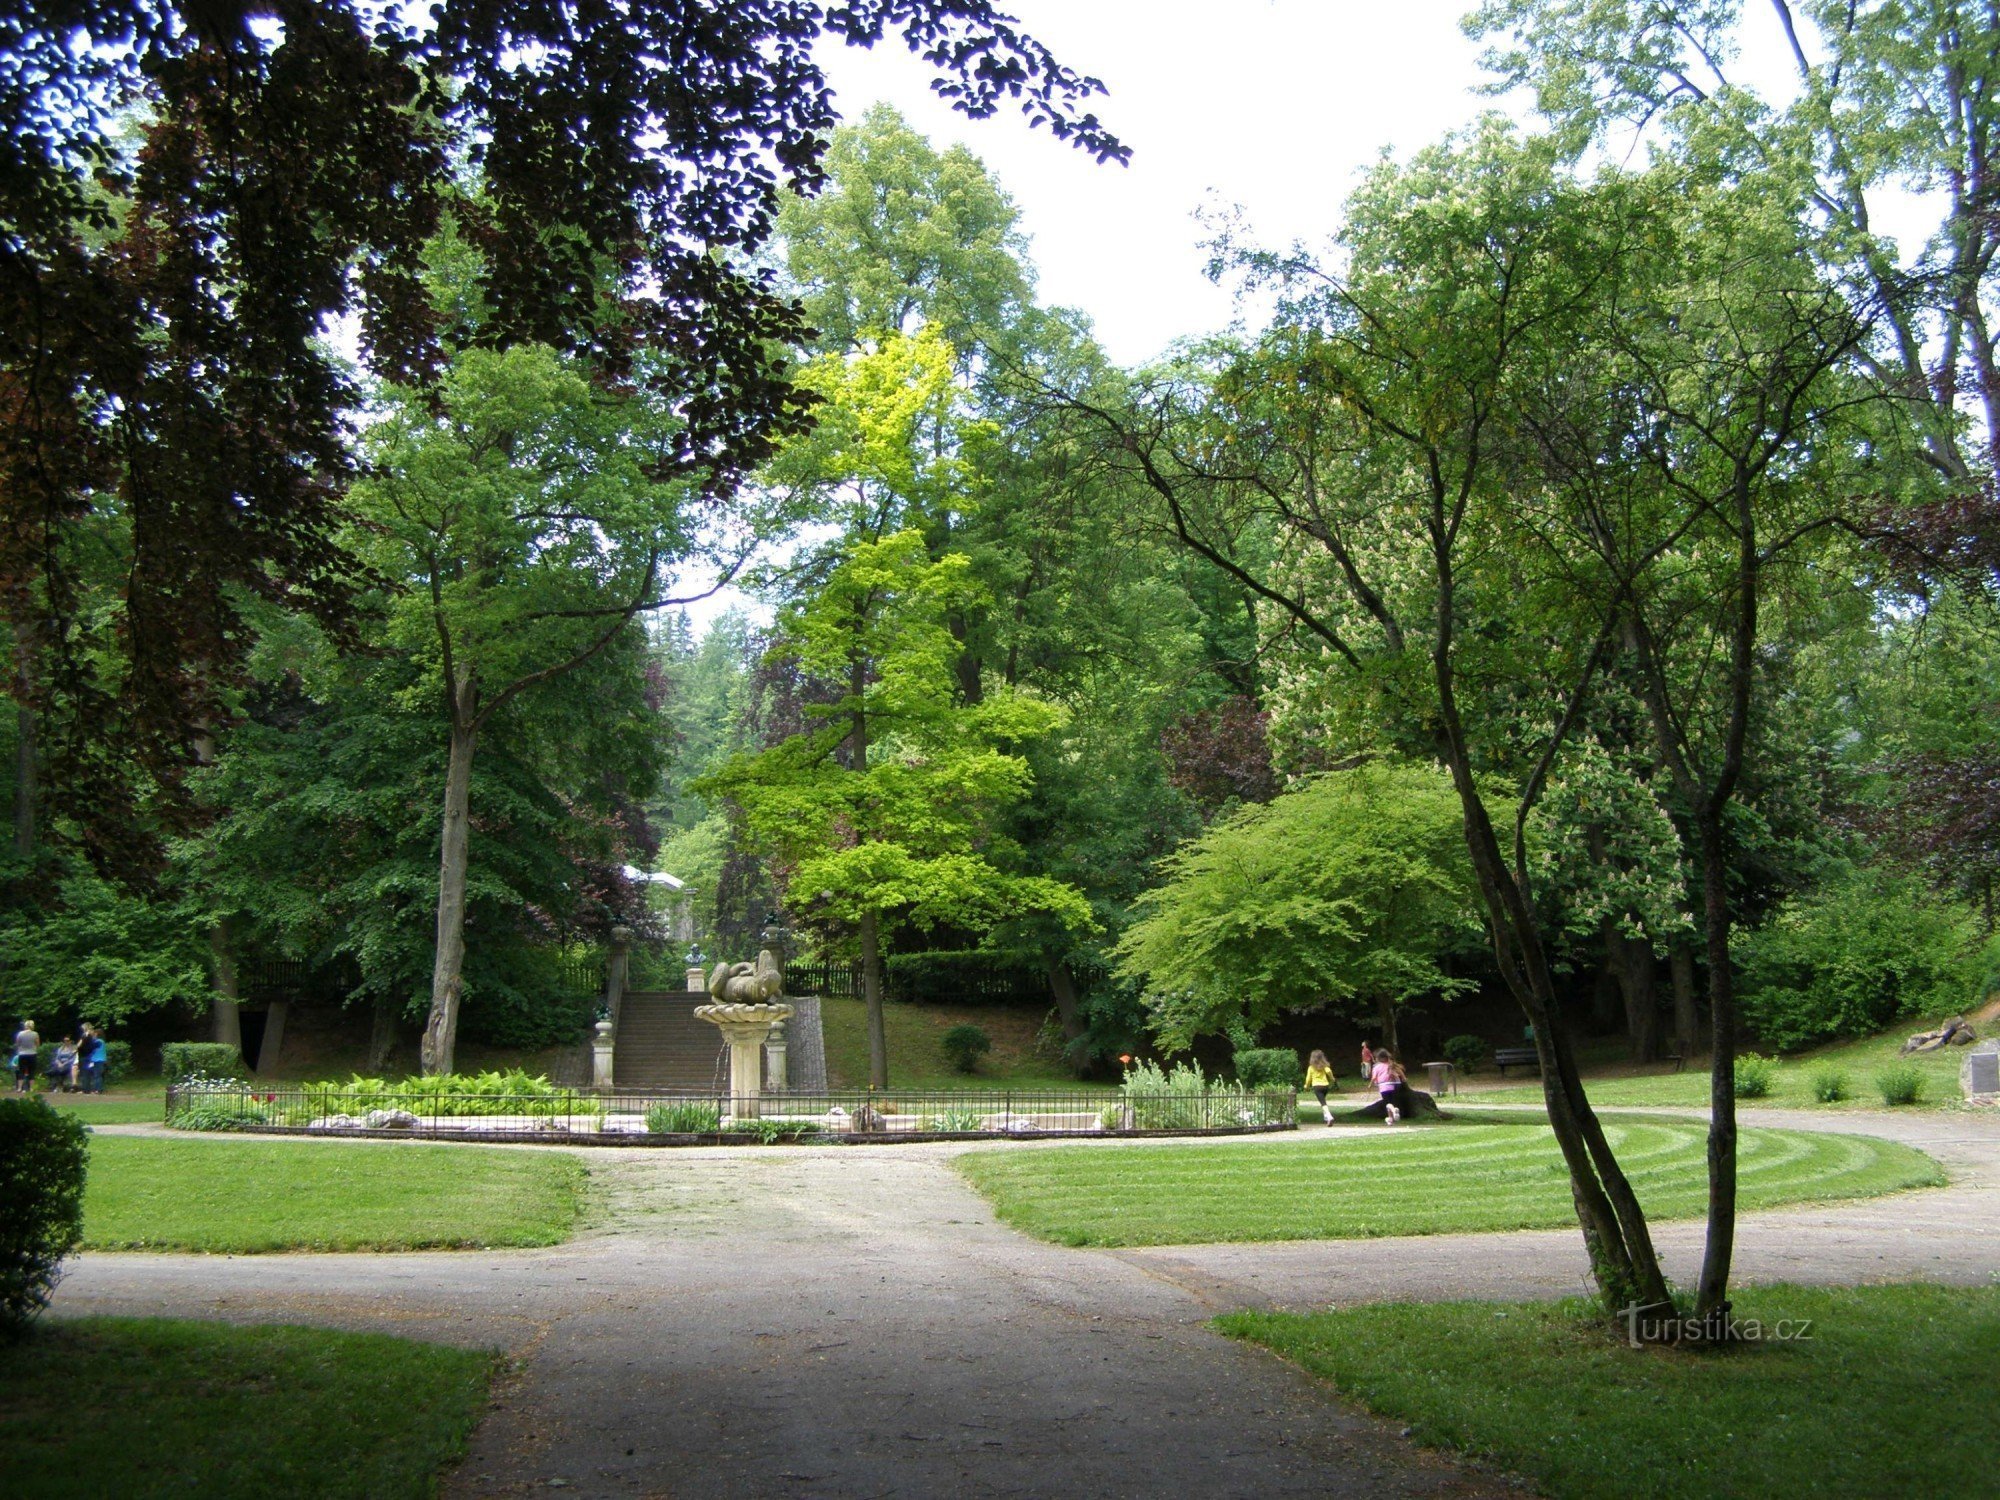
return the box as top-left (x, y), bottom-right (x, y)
top-left (883, 950), bottom-right (1044, 1005)
top-left (0, 1099), bottom-right (88, 1337)
top-left (100, 1039), bottom-right (132, 1085)
top-left (160, 1043), bottom-right (245, 1084)
top-left (1233, 1047), bottom-right (1300, 1089)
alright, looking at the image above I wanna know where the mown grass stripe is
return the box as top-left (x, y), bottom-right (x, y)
top-left (954, 1116), bottom-right (1944, 1247)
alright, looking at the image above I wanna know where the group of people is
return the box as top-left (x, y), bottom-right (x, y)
top-left (1301, 1040), bottom-right (1416, 1124)
top-left (9, 1019), bottom-right (109, 1095)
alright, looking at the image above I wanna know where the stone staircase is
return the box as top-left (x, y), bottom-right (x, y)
top-left (612, 991), bottom-right (727, 1092)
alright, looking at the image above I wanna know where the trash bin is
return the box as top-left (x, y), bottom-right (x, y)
top-left (1424, 1060), bottom-right (1455, 1096)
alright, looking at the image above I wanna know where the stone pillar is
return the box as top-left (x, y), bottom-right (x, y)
top-left (592, 1019), bottom-right (615, 1090)
top-left (685, 966), bottom-right (707, 993)
top-left (605, 926), bottom-right (634, 1030)
top-left (766, 1017), bottom-right (789, 1091)
top-left (694, 1003), bottom-right (793, 1120)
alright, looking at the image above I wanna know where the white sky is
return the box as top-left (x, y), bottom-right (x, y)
top-left (670, 0), bottom-right (1929, 632)
top-left (818, 0), bottom-right (1500, 368)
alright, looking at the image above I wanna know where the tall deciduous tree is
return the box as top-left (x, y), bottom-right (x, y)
top-left (2, 2), bottom-right (1122, 873)
top-left (351, 343), bottom-right (705, 1074)
top-left (698, 531), bottom-right (1089, 1086)
top-left (1469, 0), bottom-right (1996, 480)
top-left (1065, 125), bottom-right (1867, 1320)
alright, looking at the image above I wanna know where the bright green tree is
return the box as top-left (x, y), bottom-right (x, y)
top-left (1117, 760), bottom-right (1482, 1054)
top-left (350, 343), bottom-right (712, 1074)
top-left (697, 530), bottom-right (1089, 1086)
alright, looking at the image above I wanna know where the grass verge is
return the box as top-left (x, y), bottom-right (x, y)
top-left (1219, 1283), bottom-right (2000, 1500)
top-left (84, 1136), bottom-right (587, 1252)
top-left (1466, 1023), bottom-right (1974, 1110)
top-left (819, 996), bottom-right (1106, 1091)
top-left (2, 1316), bottom-right (495, 1499)
top-left (954, 1114), bottom-right (1943, 1246)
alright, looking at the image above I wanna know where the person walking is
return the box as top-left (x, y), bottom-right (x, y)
top-left (11, 1019), bottom-right (39, 1094)
top-left (1304, 1049), bottom-right (1336, 1125)
top-left (1370, 1047), bottom-right (1406, 1124)
top-left (1359, 1039), bottom-right (1373, 1079)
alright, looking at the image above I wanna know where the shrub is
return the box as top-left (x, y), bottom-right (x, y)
top-left (1442, 1034), bottom-right (1485, 1075)
top-left (1232, 1047), bottom-right (1299, 1089)
top-left (167, 1093), bottom-right (269, 1131)
top-left (160, 1042), bottom-right (244, 1084)
top-left (726, 1118), bottom-right (816, 1144)
top-left (941, 1024), bottom-right (993, 1074)
top-left (99, 1040), bottom-right (132, 1085)
top-left (1738, 865), bottom-right (1981, 1049)
top-left (645, 1100), bottom-right (721, 1135)
top-left (1875, 1064), bottom-right (1925, 1107)
top-left (925, 1106), bottom-right (986, 1133)
top-left (1120, 1058), bottom-right (1289, 1129)
top-left (1809, 1067), bottom-right (1850, 1104)
top-left (1733, 1054), bottom-right (1777, 1099)
top-left (0, 1099), bottom-right (88, 1337)
top-left (299, 1070), bottom-right (601, 1120)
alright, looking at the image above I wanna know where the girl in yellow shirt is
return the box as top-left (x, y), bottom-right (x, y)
top-left (1304, 1049), bottom-right (1335, 1124)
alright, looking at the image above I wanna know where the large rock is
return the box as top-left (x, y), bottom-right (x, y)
top-left (1902, 1016), bottom-right (1977, 1054)
top-left (364, 1108), bottom-right (420, 1129)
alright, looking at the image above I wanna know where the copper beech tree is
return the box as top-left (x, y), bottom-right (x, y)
top-left (0, 0), bottom-right (1124, 875)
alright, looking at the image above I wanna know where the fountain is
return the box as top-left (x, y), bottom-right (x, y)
top-left (694, 948), bottom-right (792, 1119)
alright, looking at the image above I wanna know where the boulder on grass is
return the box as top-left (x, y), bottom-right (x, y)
top-left (1902, 1017), bottom-right (1977, 1054)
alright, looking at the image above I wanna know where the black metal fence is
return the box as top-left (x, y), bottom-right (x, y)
top-left (164, 1083), bottom-right (1298, 1145)
top-left (783, 958), bottom-right (861, 998)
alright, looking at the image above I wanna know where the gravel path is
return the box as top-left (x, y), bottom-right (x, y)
top-left (57, 1106), bottom-right (1999, 1499)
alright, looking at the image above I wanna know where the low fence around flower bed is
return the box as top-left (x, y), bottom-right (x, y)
top-left (163, 1083), bottom-right (1299, 1144)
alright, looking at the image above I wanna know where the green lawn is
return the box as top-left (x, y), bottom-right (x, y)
top-left (1221, 1284), bottom-right (2000, 1500)
top-left (35, 1083), bottom-right (166, 1125)
top-left (954, 1114), bottom-right (1943, 1246)
top-left (84, 1136), bottom-right (587, 1252)
top-left (819, 996), bottom-right (1107, 1091)
top-left (4, 1317), bottom-right (494, 1498)
top-left (1467, 1025), bottom-right (1977, 1111)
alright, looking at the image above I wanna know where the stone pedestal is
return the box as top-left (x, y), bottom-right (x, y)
top-left (766, 1018), bottom-right (789, 1091)
top-left (1964, 1038), bottom-right (1999, 1104)
top-left (685, 967), bottom-right (708, 993)
top-left (591, 1019), bottom-right (615, 1089)
top-left (695, 1002), bottom-right (794, 1119)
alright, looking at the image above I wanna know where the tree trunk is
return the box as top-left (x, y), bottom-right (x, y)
top-left (421, 706), bottom-right (479, 1076)
top-left (12, 620), bottom-right (33, 861)
top-left (191, 726), bottom-right (241, 1051)
top-left (1045, 958), bottom-right (1088, 1074)
top-left (1604, 924), bottom-right (1660, 1063)
top-left (208, 919), bottom-right (243, 1053)
top-left (860, 909), bottom-right (887, 1089)
top-left (367, 994), bottom-right (401, 1073)
top-left (1376, 994), bottom-right (1400, 1057)
top-left (1433, 725), bottom-right (1671, 1318)
top-left (1693, 809), bottom-right (1739, 1320)
top-left (1590, 952), bottom-right (1621, 1032)
top-left (1671, 938), bottom-right (1700, 1060)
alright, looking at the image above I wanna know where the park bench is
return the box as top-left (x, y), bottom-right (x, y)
top-left (1494, 1046), bottom-right (1539, 1075)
